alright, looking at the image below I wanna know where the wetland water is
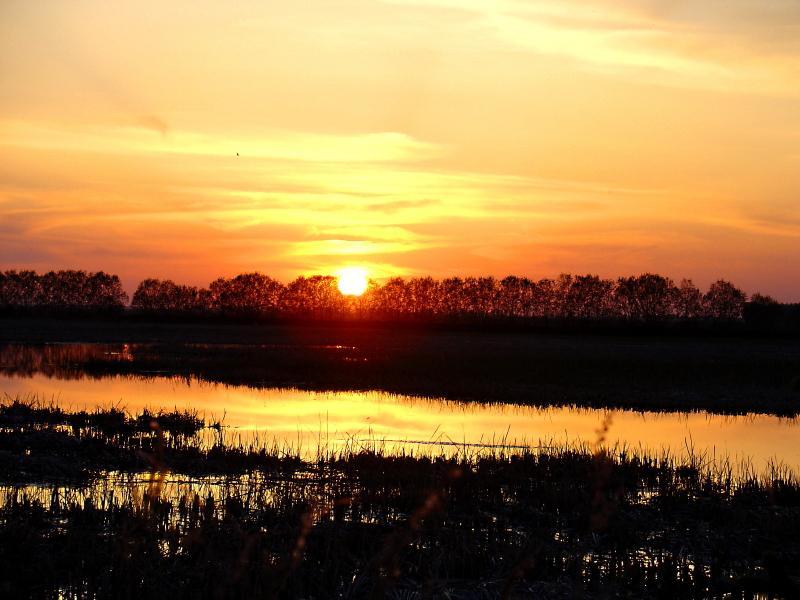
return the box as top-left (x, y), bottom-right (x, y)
top-left (1, 342), bottom-right (798, 472)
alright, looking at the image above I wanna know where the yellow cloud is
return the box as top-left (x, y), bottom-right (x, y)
top-left (289, 239), bottom-right (430, 257)
top-left (384, 0), bottom-right (800, 95)
top-left (0, 119), bottom-right (442, 163)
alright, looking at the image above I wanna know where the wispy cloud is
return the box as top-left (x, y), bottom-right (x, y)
top-left (0, 120), bottom-right (443, 163)
top-left (384, 0), bottom-right (800, 94)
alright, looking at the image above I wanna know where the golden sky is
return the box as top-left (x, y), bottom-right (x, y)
top-left (2, 0), bottom-right (799, 299)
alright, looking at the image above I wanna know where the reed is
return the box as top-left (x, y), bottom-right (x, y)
top-left (1, 399), bottom-right (800, 597)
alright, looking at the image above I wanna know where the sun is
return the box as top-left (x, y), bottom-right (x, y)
top-left (337, 267), bottom-right (369, 296)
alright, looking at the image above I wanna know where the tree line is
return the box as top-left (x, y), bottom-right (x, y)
top-left (130, 272), bottom-right (768, 321)
top-left (0, 270), bottom-right (128, 313)
top-left (3, 268), bottom-right (794, 328)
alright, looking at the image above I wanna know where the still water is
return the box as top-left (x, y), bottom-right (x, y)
top-left (2, 355), bottom-right (798, 472)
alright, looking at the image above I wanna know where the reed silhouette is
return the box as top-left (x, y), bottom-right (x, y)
top-left (1, 399), bottom-right (799, 598)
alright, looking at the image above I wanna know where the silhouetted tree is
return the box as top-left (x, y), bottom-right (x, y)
top-left (533, 278), bottom-right (562, 318)
top-left (673, 279), bottom-right (704, 319)
top-left (561, 274), bottom-right (615, 319)
top-left (704, 280), bottom-right (747, 320)
top-left (497, 276), bottom-right (534, 318)
top-left (3, 267), bottom-right (772, 325)
top-left (405, 277), bottom-right (441, 317)
top-left (132, 279), bottom-right (208, 314)
top-left (84, 272), bottom-right (129, 309)
top-left (749, 293), bottom-right (778, 305)
top-left (615, 274), bottom-right (676, 321)
top-left (371, 277), bottom-right (409, 317)
top-left (283, 276), bottom-right (346, 319)
top-left (0, 271), bottom-right (41, 308)
top-left (0, 270), bottom-right (126, 313)
top-left (439, 277), bottom-right (467, 317)
top-left (208, 273), bottom-right (284, 317)
top-left (463, 277), bottom-right (498, 316)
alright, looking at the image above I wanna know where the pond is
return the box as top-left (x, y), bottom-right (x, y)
top-left (1, 342), bottom-right (798, 473)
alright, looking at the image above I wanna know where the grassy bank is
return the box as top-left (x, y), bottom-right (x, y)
top-left (1, 400), bottom-right (800, 598)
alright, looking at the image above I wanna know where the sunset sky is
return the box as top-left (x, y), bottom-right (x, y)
top-left (2, 1), bottom-right (799, 299)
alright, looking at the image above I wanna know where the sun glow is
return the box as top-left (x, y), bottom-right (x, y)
top-left (337, 267), bottom-right (369, 296)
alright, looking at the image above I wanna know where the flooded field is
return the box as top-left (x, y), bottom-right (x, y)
top-left (1, 342), bottom-right (798, 473)
top-left (2, 338), bottom-right (800, 597)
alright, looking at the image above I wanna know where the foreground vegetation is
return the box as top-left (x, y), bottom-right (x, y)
top-left (2, 400), bottom-right (800, 598)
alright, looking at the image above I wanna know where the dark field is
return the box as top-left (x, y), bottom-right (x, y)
top-left (2, 317), bottom-right (800, 415)
top-left (2, 401), bottom-right (800, 599)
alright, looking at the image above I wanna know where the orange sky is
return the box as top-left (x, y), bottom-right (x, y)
top-left (2, 1), bottom-right (799, 299)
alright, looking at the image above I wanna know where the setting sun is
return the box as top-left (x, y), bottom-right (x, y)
top-left (337, 267), bottom-right (368, 296)
top-left (4, 2), bottom-right (800, 594)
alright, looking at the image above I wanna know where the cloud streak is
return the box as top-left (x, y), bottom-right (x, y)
top-left (385, 0), bottom-right (800, 94)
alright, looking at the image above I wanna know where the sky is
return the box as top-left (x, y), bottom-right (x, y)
top-left (1, 0), bottom-right (799, 299)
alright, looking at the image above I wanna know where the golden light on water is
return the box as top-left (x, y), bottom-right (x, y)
top-left (337, 267), bottom-right (369, 296)
top-left (2, 373), bottom-right (798, 475)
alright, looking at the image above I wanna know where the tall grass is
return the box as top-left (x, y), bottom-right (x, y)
top-left (2, 399), bottom-right (800, 597)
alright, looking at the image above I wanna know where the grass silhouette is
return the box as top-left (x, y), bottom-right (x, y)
top-left (1, 399), bottom-right (799, 597)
